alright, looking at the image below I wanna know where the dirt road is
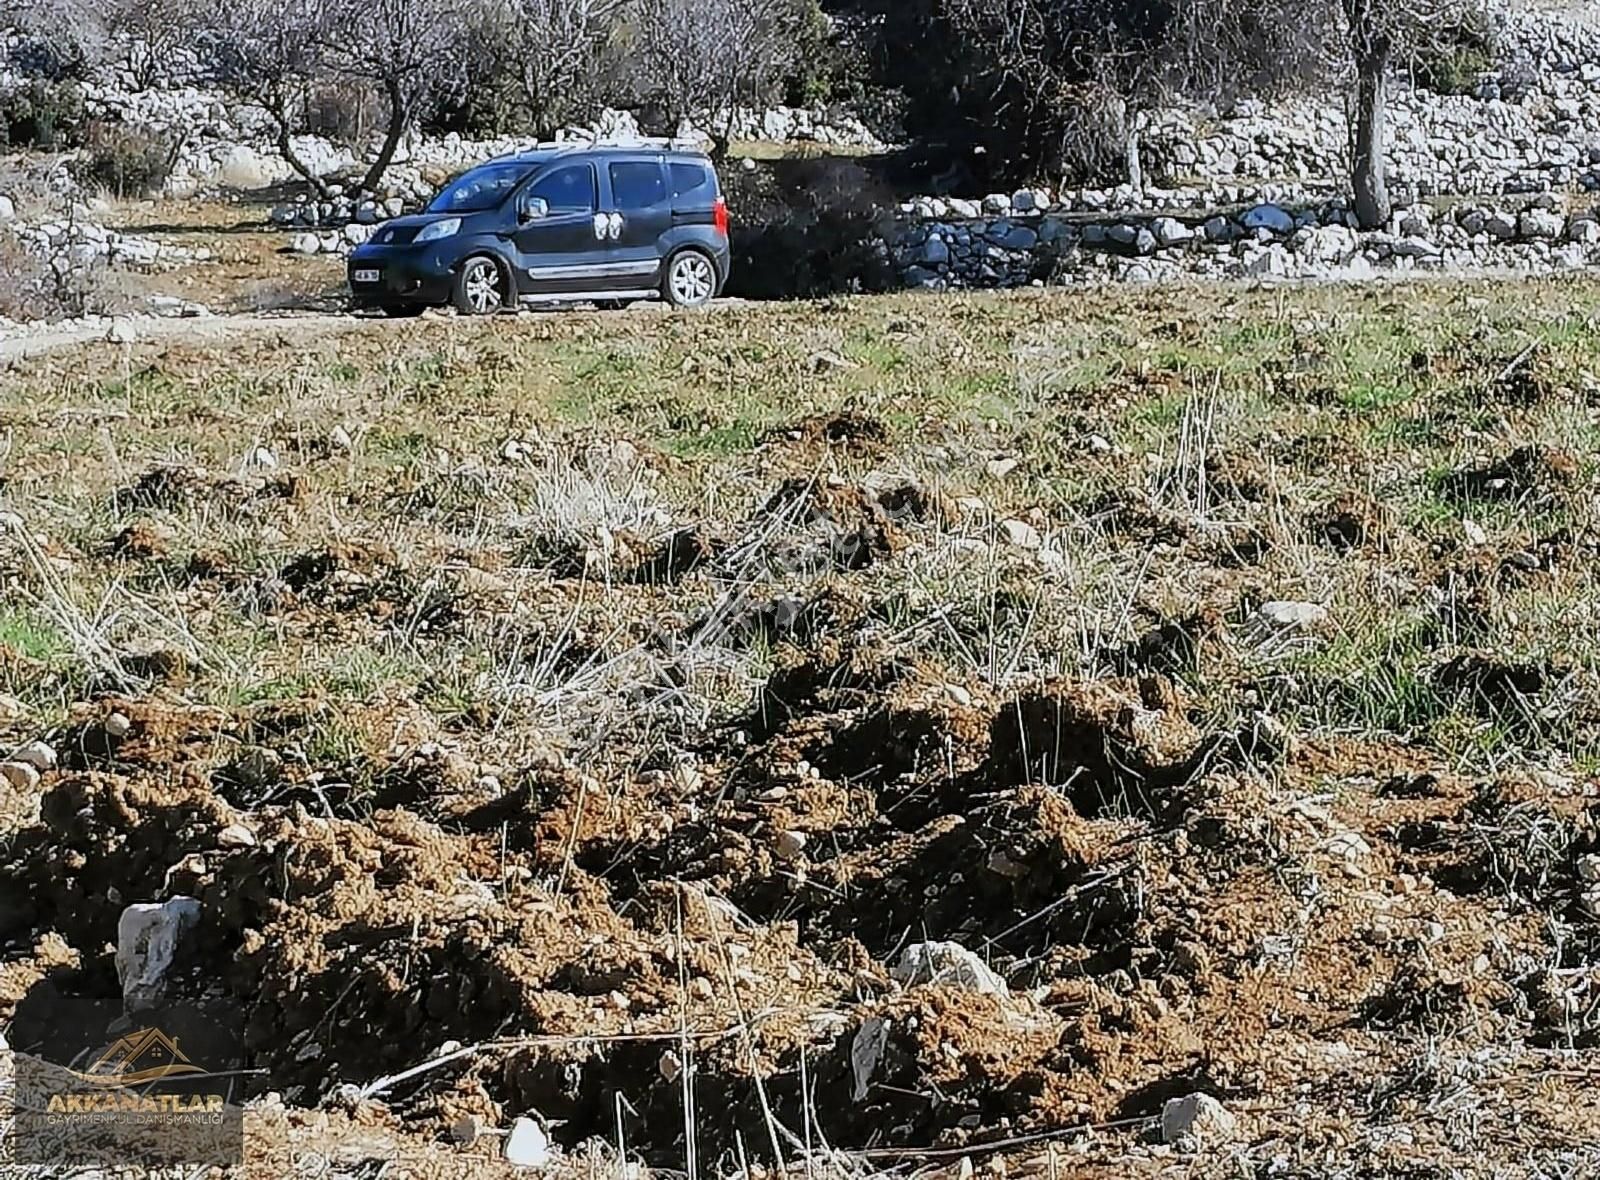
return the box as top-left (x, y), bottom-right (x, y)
top-left (0, 298), bottom-right (741, 362)
top-left (0, 310), bottom-right (393, 362)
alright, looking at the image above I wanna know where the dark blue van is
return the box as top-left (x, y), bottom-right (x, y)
top-left (347, 144), bottom-right (730, 316)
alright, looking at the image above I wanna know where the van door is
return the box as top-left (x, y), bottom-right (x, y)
top-left (509, 162), bottom-right (607, 295)
top-left (602, 158), bottom-right (673, 285)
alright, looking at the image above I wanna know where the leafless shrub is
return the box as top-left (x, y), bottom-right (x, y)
top-left (195, 0), bottom-right (330, 193)
top-left (319, 0), bottom-right (477, 190)
top-left (72, 121), bottom-right (182, 198)
top-left (195, 0), bottom-right (474, 194)
top-left (931, 0), bottom-right (1484, 224)
top-left (0, 234), bottom-right (103, 322)
top-left (303, 79), bottom-right (379, 143)
top-left (935, 0), bottom-right (1328, 187)
top-left (6, 0), bottom-right (114, 78)
top-left (0, 78), bottom-right (85, 150)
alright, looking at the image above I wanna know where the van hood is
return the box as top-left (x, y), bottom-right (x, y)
top-left (384, 212), bottom-right (457, 229)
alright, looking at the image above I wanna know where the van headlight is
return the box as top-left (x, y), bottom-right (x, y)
top-left (415, 218), bottom-right (461, 243)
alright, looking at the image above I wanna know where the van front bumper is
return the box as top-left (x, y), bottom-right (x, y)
top-left (346, 242), bottom-right (458, 308)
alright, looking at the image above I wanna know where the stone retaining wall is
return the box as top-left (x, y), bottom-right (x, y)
top-left (882, 196), bottom-right (1600, 288)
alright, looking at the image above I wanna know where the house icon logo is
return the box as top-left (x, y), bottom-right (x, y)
top-left (69, 1027), bottom-right (207, 1086)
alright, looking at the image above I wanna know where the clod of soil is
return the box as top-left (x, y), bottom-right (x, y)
top-left (1310, 492), bottom-right (1385, 553)
top-left (113, 464), bottom-right (208, 512)
top-left (106, 521), bottom-right (171, 559)
top-left (980, 677), bottom-right (1205, 819)
top-left (769, 411), bottom-right (889, 452)
top-left (761, 477), bottom-right (903, 569)
top-left (1435, 650), bottom-right (1566, 714)
top-left (1204, 451), bottom-right (1272, 502)
top-left (1112, 610), bottom-right (1221, 677)
top-left (1445, 444), bottom-right (1580, 503)
top-left (628, 525), bottom-right (724, 585)
top-left (1490, 351), bottom-right (1559, 404)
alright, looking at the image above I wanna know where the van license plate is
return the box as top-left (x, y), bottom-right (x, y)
top-left (353, 269), bottom-right (380, 284)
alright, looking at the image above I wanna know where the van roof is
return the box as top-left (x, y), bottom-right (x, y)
top-left (490, 140), bottom-right (714, 168)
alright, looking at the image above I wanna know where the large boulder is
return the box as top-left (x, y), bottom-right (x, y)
top-left (1150, 216), bottom-right (1194, 246)
top-left (116, 897), bottom-right (202, 1011)
top-left (1241, 203), bottom-right (1295, 234)
top-left (1519, 209), bottom-right (1566, 240)
top-left (1161, 1093), bottom-right (1237, 1146)
top-left (990, 223), bottom-right (1038, 250)
top-left (892, 941), bottom-right (1008, 996)
top-left (1296, 224), bottom-right (1359, 264)
top-left (211, 144), bottom-right (285, 190)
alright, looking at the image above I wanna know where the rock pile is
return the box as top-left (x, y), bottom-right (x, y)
top-left (697, 104), bottom-right (889, 150)
top-left (3, 216), bottom-right (209, 270)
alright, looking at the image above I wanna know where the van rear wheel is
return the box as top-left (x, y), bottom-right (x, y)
top-left (662, 250), bottom-right (716, 308)
top-left (454, 256), bottom-right (506, 315)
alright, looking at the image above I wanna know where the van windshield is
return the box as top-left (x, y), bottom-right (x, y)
top-left (426, 162), bottom-right (532, 213)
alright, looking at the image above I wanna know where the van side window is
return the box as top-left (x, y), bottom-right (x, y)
top-left (610, 162), bottom-right (667, 210)
top-left (527, 164), bottom-right (597, 213)
top-left (669, 162), bottom-right (713, 204)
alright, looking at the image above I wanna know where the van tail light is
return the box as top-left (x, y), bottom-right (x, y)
top-left (713, 196), bottom-right (729, 238)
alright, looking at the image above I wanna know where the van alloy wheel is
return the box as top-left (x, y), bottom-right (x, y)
top-left (457, 257), bottom-right (503, 315)
top-left (665, 251), bottom-right (715, 308)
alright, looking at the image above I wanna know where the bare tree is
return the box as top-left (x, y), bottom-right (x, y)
top-left (319, 0), bottom-right (475, 192)
top-left (1347, 0), bottom-right (1393, 229)
top-left (196, 0), bottom-right (332, 195)
top-left (630, 0), bottom-right (805, 147)
top-left (490, 0), bottom-right (622, 136)
top-left (938, 0), bottom-right (1305, 194)
top-left (195, 0), bottom-right (474, 194)
top-left (1338, 0), bottom-right (1474, 228)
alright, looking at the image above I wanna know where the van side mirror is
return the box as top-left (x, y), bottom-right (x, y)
top-left (519, 195), bottom-right (549, 222)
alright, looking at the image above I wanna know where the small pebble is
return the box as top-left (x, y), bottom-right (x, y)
top-left (0, 761), bottom-right (40, 792)
top-left (12, 740), bottom-right (56, 771)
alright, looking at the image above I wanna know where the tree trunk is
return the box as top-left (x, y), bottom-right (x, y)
top-left (361, 77), bottom-right (408, 194)
top-left (1351, 37), bottom-right (1391, 230)
top-left (272, 111), bottom-right (332, 200)
top-left (1125, 121), bottom-right (1143, 196)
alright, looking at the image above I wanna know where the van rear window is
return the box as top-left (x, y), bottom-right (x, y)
top-left (670, 162), bottom-right (714, 203)
top-left (610, 162), bottom-right (667, 210)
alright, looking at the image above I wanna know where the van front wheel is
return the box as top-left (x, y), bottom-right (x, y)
top-left (454, 256), bottom-right (506, 315)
